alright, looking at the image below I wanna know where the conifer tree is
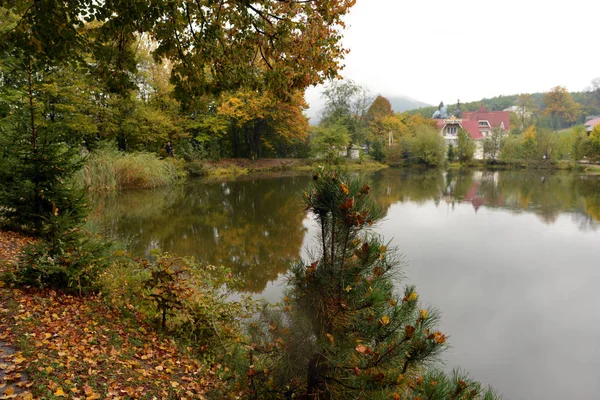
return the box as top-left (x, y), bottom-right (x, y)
top-left (0, 54), bottom-right (87, 242)
top-left (243, 169), bottom-right (500, 399)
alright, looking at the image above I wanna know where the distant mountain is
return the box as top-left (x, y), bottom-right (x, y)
top-left (386, 96), bottom-right (432, 112)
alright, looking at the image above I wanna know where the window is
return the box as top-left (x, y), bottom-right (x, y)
top-left (446, 126), bottom-right (457, 135)
top-left (478, 120), bottom-right (490, 127)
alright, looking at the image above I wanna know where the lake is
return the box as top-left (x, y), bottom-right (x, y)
top-left (89, 169), bottom-right (600, 400)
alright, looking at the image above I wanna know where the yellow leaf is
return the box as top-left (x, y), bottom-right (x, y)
top-left (381, 315), bottom-right (390, 325)
top-left (54, 387), bottom-right (66, 397)
top-left (345, 285), bottom-right (352, 292)
top-left (355, 344), bottom-right (367, 354)
top-left (326, 333), bottom-right (334, 344)
top-left (13, 356), bottom-right (26, 364)
top-left (3, 386), bottom-right (15, 395)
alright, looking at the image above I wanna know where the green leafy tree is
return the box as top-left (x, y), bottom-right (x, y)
top-left (483, 128), bottom-right (506, 162)
top-left (570, 125), bottom-right (588, 165)
top-left (310, 123), bottom-right (350, 164)
top-left (447, 143), bottom-right (456, 162)
top-left (515, 93), bottom-right (537, 129)
top-left (410, 125), bottom-right (446, 167)
top-left (0, 55), bottom-right (86, 238)
top-left (457, 129), bottom-right (476, 163)
top-left (320, 79), bottom-right (372, 152)
top-left (501, 134), bottom-right (523, 165)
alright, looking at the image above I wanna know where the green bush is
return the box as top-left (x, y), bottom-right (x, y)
top-left (370, 140), bottom-right (386, 162)
top-left (411, 125), bottom-right (446, 167)
top-left (102, 253), bottom-right (255, 363)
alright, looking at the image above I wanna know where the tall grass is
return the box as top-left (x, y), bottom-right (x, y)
top-left (76, 146), bottom-right (186, 191)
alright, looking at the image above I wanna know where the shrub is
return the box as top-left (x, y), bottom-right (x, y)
top-left (411, 125), bottom-right (446, 167)
top-left (370, 140), bottom-right (386, 162)
top-left (385, 143), bottom-right (405, 167)
top-left (102, 253), bottom-right (255, 362)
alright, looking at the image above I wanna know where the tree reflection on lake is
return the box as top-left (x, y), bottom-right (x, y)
top-left (89, 170), bottom-right (600, 293)
top-left (89, 169), bottom-right (600, 399)
top-left (89, 175), bottom-right (310, 293)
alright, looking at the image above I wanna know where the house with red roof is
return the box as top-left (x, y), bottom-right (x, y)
top-left (585, 116), bottom-right (600, 134)
top-left (435, 106), bottom-right (510, 159)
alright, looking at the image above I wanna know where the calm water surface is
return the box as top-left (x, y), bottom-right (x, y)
top-left (90, 169), bottom-right (600, 400)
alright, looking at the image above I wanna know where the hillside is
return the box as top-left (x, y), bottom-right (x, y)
top-left (387, 95), bottom-right (432, 112)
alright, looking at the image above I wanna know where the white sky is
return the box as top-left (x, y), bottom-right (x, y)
top-left (305, 0), bottom-right (600, 113)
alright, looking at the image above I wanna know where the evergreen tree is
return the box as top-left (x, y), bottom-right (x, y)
top-left (0, 54), bottom-right (86, 241)
top-left (243, 170), bottom-right (500, 399)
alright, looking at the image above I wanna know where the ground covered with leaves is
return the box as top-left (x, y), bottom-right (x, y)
top-left (0, 231), bottom-right (224, 399)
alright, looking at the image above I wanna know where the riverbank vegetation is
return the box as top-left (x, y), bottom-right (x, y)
top-left (76, 146), bottom-right (186, 191)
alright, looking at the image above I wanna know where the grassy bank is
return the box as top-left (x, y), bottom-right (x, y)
top-left (187, 157), bottom-right (388, 178)
top-left (445, 159), bottom-right (598, 171)
top-left (76, 147), bottom-right (187, 191)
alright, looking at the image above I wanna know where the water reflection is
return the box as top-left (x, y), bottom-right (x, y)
top-left (368, 169), bottom-right (600, 229)
top-left (89, 175), bottom-right (310, 293)
top-left (89, 170), bottom-right (600, 293)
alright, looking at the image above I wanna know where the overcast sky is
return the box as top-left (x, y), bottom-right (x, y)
top-left (305, 0), bottom-right (600, 115)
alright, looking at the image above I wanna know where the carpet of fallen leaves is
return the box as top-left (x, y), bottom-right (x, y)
top-left (0, 231), bottom-right (35, 274)
top-left (0, 231), bottom-right (225, 399)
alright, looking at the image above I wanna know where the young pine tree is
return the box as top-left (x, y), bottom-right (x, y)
top-left (242, 170), bottom-right (499, 399)
top-left (0, 54), bottom-right (88, 241)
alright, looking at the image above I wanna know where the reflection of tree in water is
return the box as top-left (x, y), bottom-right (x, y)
top-left (88, 176), bottom-right (310, 293)
top-left (369, 169), bottom-right (600, 229)
top-left (368, 169), bottom-right (445, 211)
top-left (89, 170), bottom-right (600, 295)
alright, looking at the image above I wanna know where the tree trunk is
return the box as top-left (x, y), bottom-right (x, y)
top-left (253, 121), bottom-right (262, 159)
top-left (306, 354), bottom-right (324, 398)
top-left (27, 60), bottom-right (37, 152)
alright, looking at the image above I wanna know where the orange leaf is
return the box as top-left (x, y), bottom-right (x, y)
top-left (355, 344), bottom-right (367, 354)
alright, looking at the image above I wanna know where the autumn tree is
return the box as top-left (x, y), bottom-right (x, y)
top-left (522, 125), bottom-right (538, 162)
top-left (543, 86), bottom-right (581, 129)
top-left (217, 89), bottom-right (308, 159)
top-left (365, 95), bottom-right (393, 123)
top-left (3, 0), bottom-right (356, 98)
top-left (588, 124), bottom-right (600, 160)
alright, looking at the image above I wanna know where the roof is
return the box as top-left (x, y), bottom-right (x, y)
top-left (462, 106), bottom-right (510, 131)
top-left (584, 117), bottom-right (600, 130)
top-left (437, 119), bottom-right (483, 140)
